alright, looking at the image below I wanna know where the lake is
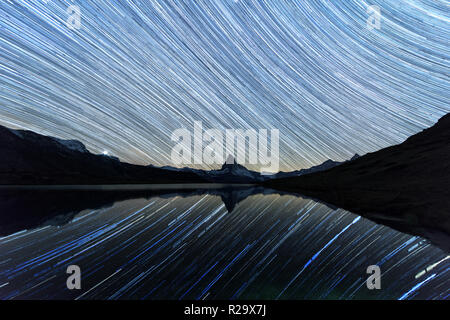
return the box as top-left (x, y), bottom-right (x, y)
top-left (0, 185), bottom-right (448, 299)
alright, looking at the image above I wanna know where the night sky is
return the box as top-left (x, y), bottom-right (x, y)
top-left (1, 0), bottom-right (449, 171)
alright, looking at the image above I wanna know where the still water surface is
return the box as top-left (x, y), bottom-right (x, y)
top-left (0, 185), bottom-right (448, 299)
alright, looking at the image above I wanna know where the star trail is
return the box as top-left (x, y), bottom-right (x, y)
top-left (0, 194), bottom-right (448, 299)
top-left (1, 0), bottom-right (449, 170)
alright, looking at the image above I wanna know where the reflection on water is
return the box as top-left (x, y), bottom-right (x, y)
top-left (0, 186), bottom-right (448, 300)
top-left (0, 184), bottom-right (295, 235)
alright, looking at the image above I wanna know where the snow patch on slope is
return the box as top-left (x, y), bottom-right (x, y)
top-left (52, 138), bottom-right (89, 153)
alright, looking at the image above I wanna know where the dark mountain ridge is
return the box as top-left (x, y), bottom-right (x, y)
top-left (272, 154), bottom-right (360, 179)
top-left (0, 125), bottom-right (207, 185)
top-left (0, 124), bottom-right (382, 185)
top-left (0, 125), bottom-right (273, 184)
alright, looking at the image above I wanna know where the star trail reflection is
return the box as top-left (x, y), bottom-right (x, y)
top-left (0, 193), bottom-right (448, 300)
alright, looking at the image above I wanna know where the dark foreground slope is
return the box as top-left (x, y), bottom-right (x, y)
top-left (0, 125), bottom-right (207, 185)
top-left (265, 114), bottom-right (450, 250)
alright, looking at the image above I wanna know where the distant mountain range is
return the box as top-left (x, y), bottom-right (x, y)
top-left (271, 154), bottom-right (360, 179)
top-left (157, 154), bottom-right (361, 183)
top-left (157, 155), bottom-right (265, 183)
top-left (265, 113), bottom-right (450, 251)
top-left (0, 124), bottom-right (358, 184)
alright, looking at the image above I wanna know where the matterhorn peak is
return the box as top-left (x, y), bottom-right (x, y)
top-left (225, 154), bottom-right (237, 165)
top-left (221, 154), bottom-right (240, 170)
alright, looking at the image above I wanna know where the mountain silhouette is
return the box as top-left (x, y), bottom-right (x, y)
top-left (0, 124), bottom-right (361, 185)
top-left (0, 125), bottom-right (207, 185)
top-left (201, 155), bottom-right (263, 183)
top-left (272, 154), bottom-right (360, 179)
